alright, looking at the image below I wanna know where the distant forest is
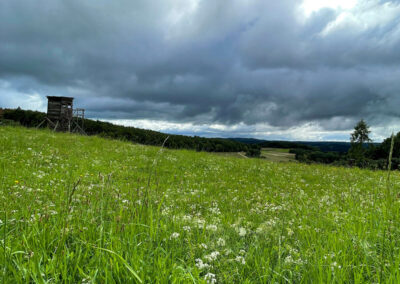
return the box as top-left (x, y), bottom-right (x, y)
top-left (0, 108), bottom-right (261, 156)
top-left (230, 138), bottom-right (378, 152)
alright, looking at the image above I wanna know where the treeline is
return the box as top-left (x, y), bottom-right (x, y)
top-left (1, 108), bottom-right (261, 156)
top-left (289, 148), bottom-right (347, 165)
top-left (259, 141), bottom-right (317, 151)
top-left (288, 120), bottom-right (400, 170)
top-left (231, 138), bottom-right (357, 153)
top-left (289, 144), bottom-right (400, 170)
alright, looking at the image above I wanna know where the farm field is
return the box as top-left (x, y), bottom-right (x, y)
top-left (1, 126), bottom-right (400, 282)
top-left (260, 148), bottom-right (296, 162)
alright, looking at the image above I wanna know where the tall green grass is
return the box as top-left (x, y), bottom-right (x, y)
top-left (1, 126), bottom-right (400, 283)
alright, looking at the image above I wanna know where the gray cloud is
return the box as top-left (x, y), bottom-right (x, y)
top-left (1, 0), bottom-right (400, 140)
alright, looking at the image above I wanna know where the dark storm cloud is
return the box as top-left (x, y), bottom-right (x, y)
top-left (1, 0), bottom-right (400, 134)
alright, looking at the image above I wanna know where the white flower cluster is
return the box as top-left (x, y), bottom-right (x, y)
top-left (206, 224), bottom-right (218, 231)
top-left (238, 227), bottom-right (246, 237)
top-left (195, 258), bottom-right (210, 269)
top-left (204, 272), bottom-right (217, 284)
top-left (169, 232), bottom-right (180, 240)
top-left (204, 251), bottom-right (220, 262)
top-left (235, 255), bottom-right (246, 265)
top-left (199, 243), bottom-right (208, 249)
top-left (216, 238), bottom-right (225, 247)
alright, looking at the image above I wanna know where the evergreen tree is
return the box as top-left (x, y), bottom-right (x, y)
top-left (349, 119), bottom-right (372, 165)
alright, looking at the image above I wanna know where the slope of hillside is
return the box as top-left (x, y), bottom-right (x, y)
top-left (1, 126), bottom-right (400, 282)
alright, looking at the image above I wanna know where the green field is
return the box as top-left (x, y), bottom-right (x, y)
top-left (261, 148), bottom-right (296, 162)
top-left (1, 126), bottom-right (400, 282)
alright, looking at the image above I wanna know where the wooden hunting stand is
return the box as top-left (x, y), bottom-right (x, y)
top-left (37, 96), bottom-right (86, 134)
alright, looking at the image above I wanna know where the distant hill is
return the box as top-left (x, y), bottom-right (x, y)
top-left (229, 138), bottom-right (380, 153)
top-left (298, 142), bottom-right (352, 153)
top-left (228, 138), bottom-right (265, 144)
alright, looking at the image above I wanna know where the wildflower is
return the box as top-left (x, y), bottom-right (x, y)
top-left (331, 261), bottom-right (341, 270)
top-left (14, 180), bottom-right (19, 184)
top-left (170, 232), bottom-right (180, 240)
top-left (195, 258), bottom-right (210, 269)
top-left (209, 206), bottom-right (221, 215)
top-left (224, 249), bottom-right (233, 256)
top-left (284, 255), bottom-right (294, 264)
top-left (204, 251), bottom-right (220, 262)
top-left (216, 238), bottom-right (225, 247)
top-left (182, 215), bottom-right (192, 221)
top-left (206, 224), bottom-right (218, 231)
top-left (183, 226), bottom-right (191, 232)
top-left (238, 227), bottom-right (246, 237)
top-left (235, 255), bottom-right (246, 265)
top-left (199, 243), bottom-right (208, 249)
top-left (204, 272), bottom-right (217, 284)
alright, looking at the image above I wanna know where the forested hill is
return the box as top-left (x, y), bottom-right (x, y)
top-left (230, 138), bottom-right (381, 153)
top-left (0, 108), bottom-right (260, 155)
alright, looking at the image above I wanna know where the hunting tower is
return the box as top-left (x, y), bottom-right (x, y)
top-left (46, 96), bottom-right (74, 131)
top-left (37, 96), bottom-right (85, 134)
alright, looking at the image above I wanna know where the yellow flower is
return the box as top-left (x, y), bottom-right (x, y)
top-left (14, 180), bottom-right (19, 184)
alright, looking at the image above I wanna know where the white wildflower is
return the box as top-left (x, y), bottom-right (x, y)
top-left (206, 224), bottom-right (218, 231)
top-left (204, 272), bottom-right (217, 284)
top-left (216, 238), bottom-right (225, 247)
top-left (161, 207), bottom-right (170, 216)
top-left (204, 251), bottom-right (220, 262)
top-left (195, 218), bottom-right (205, 228)
top-left (235, 255), bottom-right (246, 265)
top-left (284, 255), bottom-right (294, 264)
top-left (224, 249), bottom-right (233, 256)
top-left (182, 215), bottom-right (192, 221)
top-left (170, 232), bottom-right (180, 240)
top-left (195, 258), bottom-right (210, 269)
top-left (199, 243), bottom-right (208, 249)
top-left (331, 261), bottom-right (341, 269)
top-left (209, 206), bottom-right (221, 215)
top-left (183, 226), bottom-right (191, 232)
top-left (238, 227), bottom-right (246, 237)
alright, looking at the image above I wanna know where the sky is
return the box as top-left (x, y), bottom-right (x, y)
top-left (1, 0), bottom-right (400, 141)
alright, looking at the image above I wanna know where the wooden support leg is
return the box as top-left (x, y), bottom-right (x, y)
top-left (36, 119), bottom-right (46, 129)
top-left (53, 121), bottom-right (59, 132)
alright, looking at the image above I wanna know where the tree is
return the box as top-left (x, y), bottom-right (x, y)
top-left (350, 119), bottom-right (372, 145)
top-left (349, 119), bottom-right (372, 164)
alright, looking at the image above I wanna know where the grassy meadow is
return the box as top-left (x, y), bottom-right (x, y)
top-left (1, 126), bottom-right (400, 283)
